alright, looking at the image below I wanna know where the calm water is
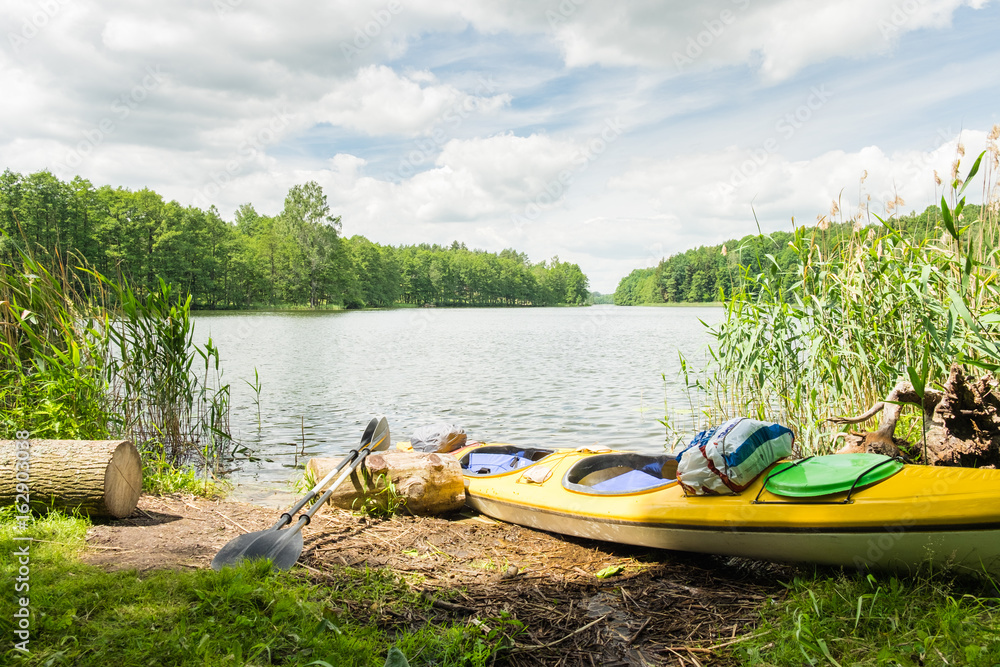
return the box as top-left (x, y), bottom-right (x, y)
top-left (192, 305), bottom-right (722, 502)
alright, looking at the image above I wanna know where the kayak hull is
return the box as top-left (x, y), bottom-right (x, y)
top-left (467, 493), bottom-right (1000, 572)
top-left (460, 446), bottom-right (1000, 573)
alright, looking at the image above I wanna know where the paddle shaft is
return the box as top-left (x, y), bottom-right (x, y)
top-left (271, 448), bottom-right (360, 529)
top-left (267, 417), bottom-right (381, 530)
top-left (281, 428), bottom-right (389, 538)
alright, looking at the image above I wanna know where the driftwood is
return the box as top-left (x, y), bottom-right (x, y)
top-left (0, 439), bottom-right (143, 517)
top-left (830, 365), bottom-right (1000, 467)
top-left (308, 451), bottom-right (465, 515)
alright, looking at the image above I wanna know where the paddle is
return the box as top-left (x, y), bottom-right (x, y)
top-left (211, 416), bottom-right (390, 570)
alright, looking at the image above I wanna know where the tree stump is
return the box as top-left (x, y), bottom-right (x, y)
top-left (307, 451), bottom-right (465, 515)
top-left (830, 365), bottom-right (1000, 467)
top-left (0, 439), bottom-right (143, 518)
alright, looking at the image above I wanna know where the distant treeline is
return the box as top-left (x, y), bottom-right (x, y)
top-left (590, 292), bottom-right (614, 305)
top-left (613, 205), bottom-right (968, 305)
top-left (0, 170), bottom-right (590, 308)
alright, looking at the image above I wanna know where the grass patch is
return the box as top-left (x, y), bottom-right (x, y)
top-left (734, 569), bottom-right (1000, 666)
top-left (142, 454), bottom-right (231, 498)
top-left (0, 511), bottom-right (521, 666)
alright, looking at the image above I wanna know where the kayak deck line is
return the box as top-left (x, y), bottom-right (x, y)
top-left (466, 493), bottom-right (1000, 535)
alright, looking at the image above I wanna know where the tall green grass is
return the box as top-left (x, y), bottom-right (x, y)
top-left (101, 276), bottom-right (234, 467)
top-left (1, 241), bottom-right (236, 473)
top-left (0, 249), bottom-right (109, 439)
top-left (678, 139), bottom-right (1000, 453)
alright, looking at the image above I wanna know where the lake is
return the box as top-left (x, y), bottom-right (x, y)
top-left (192, 305), bottom-right (722, 502)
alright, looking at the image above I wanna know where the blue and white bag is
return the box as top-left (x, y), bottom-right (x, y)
top-left (676, 417), bottom-right (794, 495)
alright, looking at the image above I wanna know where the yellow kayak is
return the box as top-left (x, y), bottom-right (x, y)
top-left (456, 444), bottom-right (1000, 574)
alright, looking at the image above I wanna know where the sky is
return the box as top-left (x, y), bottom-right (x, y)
top-left (2, 0), bottom-right (999, 293)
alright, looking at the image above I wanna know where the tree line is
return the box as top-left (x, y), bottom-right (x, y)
top-left (0, 170), bottom-right (590, 308)
top-left (613, 205), bottom-right (969, 305)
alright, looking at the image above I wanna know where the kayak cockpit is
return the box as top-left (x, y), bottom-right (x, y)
top-left (563, 453), bottom-right (678, 495)
top-left (460, 445), bottom-right (556, 476)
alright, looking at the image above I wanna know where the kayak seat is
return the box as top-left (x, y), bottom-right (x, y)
top-left (460, 445), bottom-right (555, 476)
top-left (563, 453), bottom-right (678, 495)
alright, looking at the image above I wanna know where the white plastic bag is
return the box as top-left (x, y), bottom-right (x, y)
top-left (410, 423), bottom-right (467, 453)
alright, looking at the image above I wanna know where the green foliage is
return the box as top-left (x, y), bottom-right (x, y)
top-left (0, 170), bottom-right (591, 309)
top-left (0, 248), bottom-right (110, 439)
top-left (100, 275), bottom-right (234, 465)
top-left (614, 267), bottom-right (663, 305)
top-left (735, 571), bottom-right (1000, 666)
top-left (391, 243), bottom-right (589, 307)
top-left (0, 512), bottom-right (517, 667)
top-left (678, 149), bottom-right (1000, 452)
top-left (590, 292), bottom-right (614, 304)
top-left (1, 237), bottom-right (235, 477)
top-left (612, 204), bottom-right (989, 305)
top-left (142, 451), bottom-right (231, 498)
top-left (352, 472), bottom-right (408, 519)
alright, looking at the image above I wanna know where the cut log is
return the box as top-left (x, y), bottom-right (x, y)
top-left (308, 451), bottom-right (465, 515)
top-left (0, 439), bottom-right (143, 518)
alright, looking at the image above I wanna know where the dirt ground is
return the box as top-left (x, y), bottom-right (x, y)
top-left (83, 494), bottom-right (796, 666)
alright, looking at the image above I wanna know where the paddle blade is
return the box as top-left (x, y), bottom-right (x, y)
top-left (370, 416), bottom-right (390, 452)
top-left (237, 527), bottom-right (305, 571)
top-left (211, 529), bottom-right (271, 570)
top-left (359, 416), bottom-right (379, 448)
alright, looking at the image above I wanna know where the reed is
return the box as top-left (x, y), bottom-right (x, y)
top-left (679, 133), bottom-right (1000, 454)
top-left (99, 275), bottom-right (235, 467)
top-left (1, 238), bottom-right (235, 472)
top-left (0, 248), bottom-right (109, 439)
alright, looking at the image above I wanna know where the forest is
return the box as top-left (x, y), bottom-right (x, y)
top-left (612, 205), bottom-right (971, 305)
top-left (0, 170), bottom-right (591, 308)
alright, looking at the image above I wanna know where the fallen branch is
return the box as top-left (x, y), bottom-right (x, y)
top-left (214, 510), bottom-right (250, 534)
top-left (512, 614), bottom-right (609, 652)
top-left (421, 591), bottom-right (476, 614)
top-left (659, 629), bottom-right (772, 655)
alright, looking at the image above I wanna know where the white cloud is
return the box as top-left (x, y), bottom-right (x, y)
top-left (0, 0), bottom-right (997, 294)
top-left (610, 129), bottom-right (996, 241)
top-left (307, 133), bottom-right (585, 226)
top-left (534, 0), bottom-right (992, 81)
top-left (314, 65), bottom-right (509, 136)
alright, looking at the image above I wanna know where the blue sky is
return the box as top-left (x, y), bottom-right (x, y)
top-left (2, 0), bottom-right (998, 291)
